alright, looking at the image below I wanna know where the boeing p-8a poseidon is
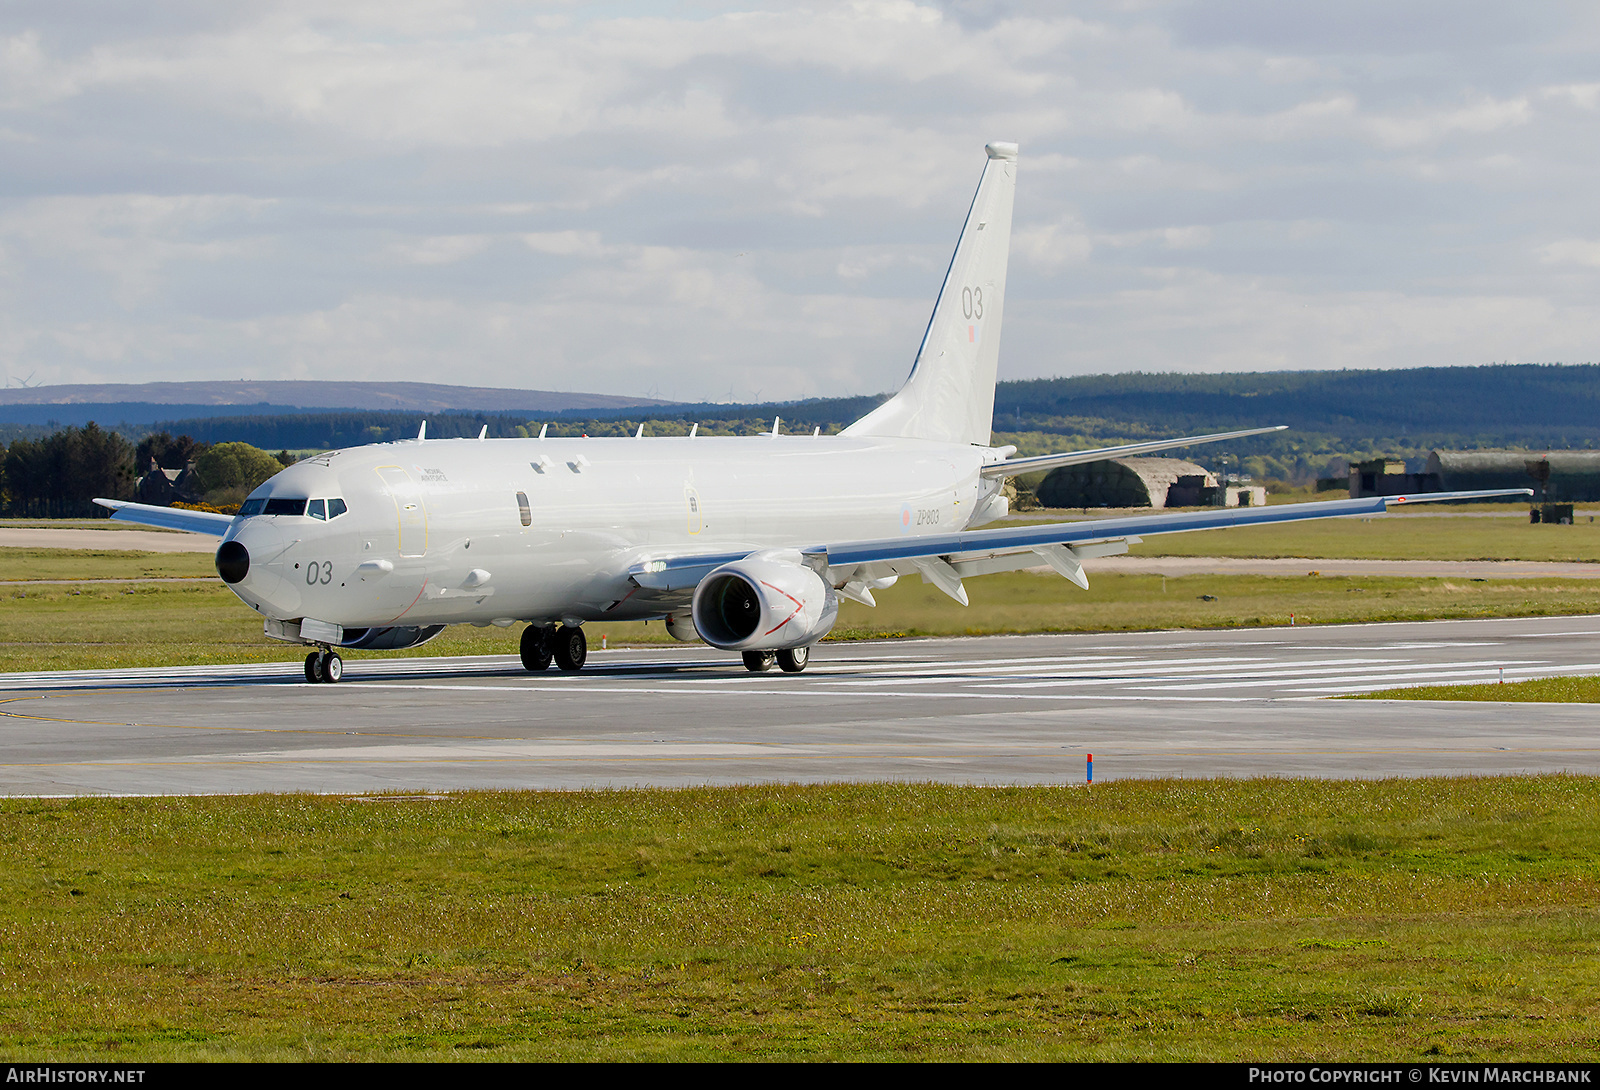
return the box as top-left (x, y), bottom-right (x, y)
top-left (97, 143), bottom-right (1525, 683)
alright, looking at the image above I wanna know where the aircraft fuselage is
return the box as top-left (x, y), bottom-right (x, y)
top-left (220, 434), bottom-right (994, 629)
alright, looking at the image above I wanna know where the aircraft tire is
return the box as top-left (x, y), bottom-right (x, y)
top-left (520, 624), bottom-right (553, 672)
top-left (324, 653), bottom-right (342, 683)
top-left (742, 650), bottom-right (776, 673)
top-left (304, 652), bottom-right (321, 683)
top-left (777, 646), bottom-right (809, 673)
top-left (554, 625), bottom-right (587, 672)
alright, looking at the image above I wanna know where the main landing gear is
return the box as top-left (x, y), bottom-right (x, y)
top-left (521, 623), bottom-right (587, 673)
top-left (304, 648), bottom-right (342, 684)
top-left (742, 646), bottom-right (810, 673)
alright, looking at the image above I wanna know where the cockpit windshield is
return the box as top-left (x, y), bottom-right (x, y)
top-left (238, 496), bottom-right (348, 518)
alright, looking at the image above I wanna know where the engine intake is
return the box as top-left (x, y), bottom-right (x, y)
top-left (691, 555), bottom-right (838, 651)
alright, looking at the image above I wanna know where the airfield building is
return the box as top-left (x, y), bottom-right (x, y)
top-left (1426, 450), bottom-right (1600, 503)
top-left (1036, 457), bottom-right (1265, 509)
top-left (1346, 458), bottom-right (1439, 498)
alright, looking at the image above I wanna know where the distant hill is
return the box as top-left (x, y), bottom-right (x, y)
top-left (6, 365), bottom-right (1599, 482)
top-left (990, 364), bottom-right (1600, 445)
top-left (0, 380), bottom-right (674, 425)
top-left (506, 363), bottom-right (1600, 447)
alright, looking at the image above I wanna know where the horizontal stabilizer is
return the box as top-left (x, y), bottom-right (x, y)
top-left (93, 498), bottom-right (234, 537)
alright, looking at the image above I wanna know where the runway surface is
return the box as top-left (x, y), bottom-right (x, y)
top-left (4, 615), bottom-right (1600, 795)
top-left (0, 527), bottom-right (212, 551)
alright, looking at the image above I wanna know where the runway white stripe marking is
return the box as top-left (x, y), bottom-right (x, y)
top-left (963, 662), bottom-right (1430, 691)
top-left (1137, 662), bottom-right (1580, 692)
top-left (826, 657), bottom-right (1310, 686)
top-left (1285, 663), bottom-right (1600, 693)
top-left (340, 682), bottom-right (1279, 702)
top-left (804, 653), bottom-right (1248, 675)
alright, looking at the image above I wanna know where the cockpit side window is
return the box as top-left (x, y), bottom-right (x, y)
top-left (239, 498), bottom-right (266, 517)
top-left (328, 497), bottom-right (348, 518)
top-left (308, 499), bottom-right (327, 520)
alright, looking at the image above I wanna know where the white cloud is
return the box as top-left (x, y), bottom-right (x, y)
top-left (1016, 217), bottom-right (1093, 269)
top-left (1538, 239), bottom-right (1600, 268)
top-left (0, 194), bottom-right (276, 307)
top-left (390, 234), bottom-right (492, 265)
top-left (2, 1), bottom-right (1599, 399)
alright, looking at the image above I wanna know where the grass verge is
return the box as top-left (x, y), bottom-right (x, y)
top-left (1126, 514), bottom-right (1600, 563)
top-left (1353, 675), bottom-right (1600, 702)
top-left (2, 778), bottom-right (1598, 1060)
top-left (6, 570), bottom-right (1600, 672)
top-left (0, 547), bottom-right (216, 582)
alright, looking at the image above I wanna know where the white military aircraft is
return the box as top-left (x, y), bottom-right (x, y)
top-left (97, 143), bottom-right (1526, 683)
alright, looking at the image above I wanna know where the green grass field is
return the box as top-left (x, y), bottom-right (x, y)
top-left (0, 546), bottom-right (215, 582)
top-left (1355, 675), bottom-right (1600, 703)
top-left (1127, 514), bottom-right (1600, 563)
top-left (5, 530), bottom-right (1600, 1059)
top-left (2, 778), bottom-right (1598, 1060)
top-left (6, 567), bottom-right (1600, 672)
top-left (5, 512), bottom-right (1600, 672)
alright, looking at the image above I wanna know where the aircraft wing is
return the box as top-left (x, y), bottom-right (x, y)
top-left (92, 498), bottom-right (235, 537)
top-left (628, 488), bottom-right (1532, 606)
top-left (980, 425), bottom-right (1287, 479)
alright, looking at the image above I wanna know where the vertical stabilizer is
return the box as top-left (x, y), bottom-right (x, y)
top-left (843, 142), bottom-right (1017, 447)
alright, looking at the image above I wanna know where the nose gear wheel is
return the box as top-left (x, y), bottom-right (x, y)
top-left (304, 650), bottom-right (342, 683)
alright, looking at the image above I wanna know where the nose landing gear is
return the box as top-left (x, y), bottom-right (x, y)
top-left (304, 649), bottom-right (343, 683)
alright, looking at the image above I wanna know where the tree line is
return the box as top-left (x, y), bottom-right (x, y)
top-left (0, 425), bottom-right (292, 517)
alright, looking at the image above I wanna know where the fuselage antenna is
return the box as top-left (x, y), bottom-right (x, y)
top-left (538, 423), bottom-right (548, 439)
top-left (477, 425), bottom-right (488, 441)
top-left (417, 421), bottom-right (427, 442)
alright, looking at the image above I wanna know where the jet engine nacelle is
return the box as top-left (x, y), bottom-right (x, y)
top-left (691, 554), bottom-right (839, 651)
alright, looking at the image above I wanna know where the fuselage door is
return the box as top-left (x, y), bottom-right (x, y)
top-left (375, 465), bottom-right (428, 557)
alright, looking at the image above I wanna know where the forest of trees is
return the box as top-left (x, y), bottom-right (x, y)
top-left (0, 426), bottom-right (292, 517)
top-left (5, 364), bottom-right (1598, 512)
top-left (0, 423), bottom-right (138, 518)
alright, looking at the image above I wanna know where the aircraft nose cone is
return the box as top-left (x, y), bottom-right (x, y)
top-left (216, 540), bottom-right (250, 584)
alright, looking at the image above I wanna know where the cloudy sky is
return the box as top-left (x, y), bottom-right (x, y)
top-left (3, 1), bottom-right (1598, 403)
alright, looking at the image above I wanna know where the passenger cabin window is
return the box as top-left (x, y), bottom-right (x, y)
top-left (308, 499), bottom-right (326, 520)
top-left (516, 491), bottom-right (532, 527)
top-left (328, 498), bottom-right (347, 518)
top-left (263, 498), bottom-right (307, 516)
